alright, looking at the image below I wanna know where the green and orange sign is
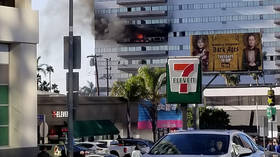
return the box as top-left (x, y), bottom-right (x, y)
top-left (166, 57), bottom-right (202, 104)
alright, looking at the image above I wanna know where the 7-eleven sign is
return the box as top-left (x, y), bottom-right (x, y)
top-left (167, 57), bottom-right (201, 104)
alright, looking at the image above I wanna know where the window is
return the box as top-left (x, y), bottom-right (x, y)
top-left (149, 134), bottom-right (230, 155)
top-left (239, 134), bottom-right (255, 152)
top-left (0, 0), bottom-right (14, 7)
top-left (270, 56), bottom-right (274, 61)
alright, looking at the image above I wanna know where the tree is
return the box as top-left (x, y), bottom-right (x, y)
top-left (46, 65), bottom-right (54, 92)
top-left (37, 56), bottom-right (47, 89)
top-left (199, 107), bottom-right (230, 129)
top-left (138, 66), bottom-right (166, 142)
top-left (221, 73), bottom-right (240, 87)
top-left (80, 81), bottom-right (97, 96)
top-left (111, 76), bottom-right (146, 138)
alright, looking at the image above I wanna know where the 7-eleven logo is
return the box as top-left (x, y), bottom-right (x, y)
top-left (173, 64), bottom-right (194, 93)
top-left (168, 59), bottom-right (199, 94)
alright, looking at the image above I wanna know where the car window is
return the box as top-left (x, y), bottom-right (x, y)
top-left (232, 135), bottom-right (243, 146)
top-left (239, 134), bottom-right (255, 152)
top-left (78, 143), bottom-right (93, 148)
top-left (149, 134), bottom-right (230, 155)
top-left (97, 143), bottom-right (107, 148)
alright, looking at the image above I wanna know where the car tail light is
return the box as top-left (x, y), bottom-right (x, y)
top-left (118, 144), bottom-right (123, 146)
top-left (85, 151), bottom-right (90, 155)
top-left (124, 147), bottom-right (127, 153)
top-left (80, 151), bottom-right (85, 155)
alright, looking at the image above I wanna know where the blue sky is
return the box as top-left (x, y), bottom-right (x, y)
top-left (32, 0), bottom-right (95, 94)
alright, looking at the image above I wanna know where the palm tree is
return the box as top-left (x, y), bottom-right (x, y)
top-left (111, 76), bottom-right (146, 138)
top-left (80, 81), bottom-right (97, 96)
top-left (46, 65), bottom-right (54, 92)
top-left (37, 56), bottom-right (47, 89)
top-left (138, 66), bottom-right (166, 142)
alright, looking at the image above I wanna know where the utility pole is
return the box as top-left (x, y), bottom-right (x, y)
top-left (87, 54), bottom-right (101, 96)
top-left (67, 0), bottom-right (74, 156)
top-left (105, 58), bottom-right (111, 96)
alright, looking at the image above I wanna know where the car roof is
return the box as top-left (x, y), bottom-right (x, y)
top-left (169, 130), bottom-right (242, 136)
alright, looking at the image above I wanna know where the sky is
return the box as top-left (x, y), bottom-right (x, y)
top-left (32, 0), bottom-right (95, 94)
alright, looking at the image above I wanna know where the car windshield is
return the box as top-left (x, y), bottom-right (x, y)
top-left (97, 143), bottom-right (108, 148)
top-left (149, 134), bottom-right (230, 155)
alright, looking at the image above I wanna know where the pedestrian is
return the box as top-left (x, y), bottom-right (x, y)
top-left (38, 146), bottom-right (50, 157)
top-left (267, 139), bottom-right (277, 152)
top-left (275, 138), bottom-right (280, 153)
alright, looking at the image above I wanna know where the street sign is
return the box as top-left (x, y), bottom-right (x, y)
top-left (37, 114), bottom-right (45, 122)
top-left (166, 57), bottom-right (202, 104)
top-left (64, 36), bottom-right (81, 69)
top-left (267, 107), bottom-right (277, 122)
top-left (66, 72), bottom-right (79, 91)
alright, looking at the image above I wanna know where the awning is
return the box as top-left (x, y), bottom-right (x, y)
top-left (74, 120), bottom-right (119, 137)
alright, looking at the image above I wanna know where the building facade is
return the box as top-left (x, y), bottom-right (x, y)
top-left (0, 0), bottom-right (38, 156)
top-left (94, 0), bottom-right (280, 95)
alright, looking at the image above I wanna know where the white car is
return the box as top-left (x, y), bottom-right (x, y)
top-left (76, 142), bottom-right (109, 155)
top-left (133, 130), bottom-right (265, 157)
top-left (97, 140), bottom-right (134, 157)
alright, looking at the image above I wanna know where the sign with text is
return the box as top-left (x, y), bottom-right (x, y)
top-left (190, 33), bottom-right (262, 72)
top-left (167, 57), bottom-right (202, 104)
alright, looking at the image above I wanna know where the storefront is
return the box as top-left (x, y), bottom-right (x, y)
top-left (38, 94), bottom-right (150, 143)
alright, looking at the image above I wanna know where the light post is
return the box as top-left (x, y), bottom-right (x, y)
top-left (87, 54), bottom-right (102, 96)
top-left (67, 0), bottom-right (74, 156)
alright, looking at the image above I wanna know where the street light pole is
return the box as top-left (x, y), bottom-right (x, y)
top-left (67, 0), bottom-right (74, 156)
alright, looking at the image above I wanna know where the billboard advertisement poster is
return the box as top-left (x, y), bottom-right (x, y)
top-left (166, 57), bottom-right (202, 104)
top-left (190, 33), bottom-right (262, 72)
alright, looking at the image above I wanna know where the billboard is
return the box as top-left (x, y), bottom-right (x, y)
top-left (190, 33), bottom-right (262, 72)
top-left (166, 57), bottom-right (202, 104)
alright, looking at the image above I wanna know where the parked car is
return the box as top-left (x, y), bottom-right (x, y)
top-left (96, 139), bottom-right (133, 157)
top-left (38, 144), bottom-right (67, 157)
top-left (132, 130), bottom-right (265, 157)
top-left (76, 141), bottom-right (109, 155)
top-left (73, 144), bottom-right (91, 157)
top-left (117, 138), bottom-right (154, 154)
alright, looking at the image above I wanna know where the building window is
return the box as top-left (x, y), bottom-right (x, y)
top-left (0, 0), bottom-right (14, 7)
top-left (173, 32), bottom-right (177, 37)
top-left (0, 85), bottom-right (8, 146)
top-left (179, 32), bottom-right (185, 37)
top-left (270, 56), bottom-right (274, 61)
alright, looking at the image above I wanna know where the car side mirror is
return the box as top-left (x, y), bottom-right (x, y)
top-left (233, 144), bottom-right (253, 157)
top-left (132, 150), bottom-right (142, 157)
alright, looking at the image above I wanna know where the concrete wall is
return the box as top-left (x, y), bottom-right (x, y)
top-left (9, 44), bottom-right (37, 148)
top-left (0, 0), bottom-right (38, 156)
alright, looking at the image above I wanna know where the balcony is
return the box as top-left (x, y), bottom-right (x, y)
top-left (117, 50), bottom-right (168, 59)
top-left (276, 47), bottom-right (280, 53)
top-left (117, 10), bottom-right (167, 18)
top-left (275, 32), bottom-right (280, 39)
top-left (276, 59), bottom-right (280, 66)
top-left (274, 20), bottom-right (280, 25)
top-left (0, 5), bottom-right (38, 43)
top-left (117, 0), bottom-right (166, 5)
top-left (274, 5), bottom-right (280, 11)
top-left (118, 63), bottom-right (165, 73)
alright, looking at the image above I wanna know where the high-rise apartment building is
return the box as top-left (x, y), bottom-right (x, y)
top-left (94, 0), bottom-right (280, 95)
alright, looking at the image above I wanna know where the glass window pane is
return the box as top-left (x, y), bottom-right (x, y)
top-left (0, 106), bottom-right (8, 125)
top-left (0, 127), bottom-right (8, 146)
top-left (0, 85), bottom-right (8, 104)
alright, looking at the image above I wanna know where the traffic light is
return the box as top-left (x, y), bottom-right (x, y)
top-left (268, 89), bottom-right (275, 106)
